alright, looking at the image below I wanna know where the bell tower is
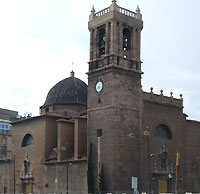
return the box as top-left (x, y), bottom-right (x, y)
top-left (87, 1), bottom-right (143, 192)
top-left (88, 0), bottom-right (143, 72)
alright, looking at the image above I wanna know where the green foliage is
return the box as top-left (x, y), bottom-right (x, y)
top-left (87, 142), bottom-right (94, 193)
top-left (98, 163), bottom-right (106, 192)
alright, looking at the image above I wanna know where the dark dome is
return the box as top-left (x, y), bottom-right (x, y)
top-left (43, 73), bottom-right (87, 107)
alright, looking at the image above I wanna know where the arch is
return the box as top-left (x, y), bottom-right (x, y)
top-left (21, 134), bottom-right (34, 147)
top-left (123, 28), bottom-right (131, 51)
top-left (98, 27), bottom-right (106, 56)
top-left (154, 124), bottom-right (172, 139)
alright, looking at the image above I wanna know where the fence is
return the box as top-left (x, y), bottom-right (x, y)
top-left (3, 193), bottom-right (200, 194)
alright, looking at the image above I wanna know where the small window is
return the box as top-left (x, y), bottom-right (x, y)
top-left (154, 124), bottom-right (172, 139)
top-left (97, 129), bottom-right (102, 137)
top-left (45, 183), bottom-right (49, 188)
top-left (45, 107), bottom-right (49, 113)
top-left (22, 134), bottom-right (34, 147)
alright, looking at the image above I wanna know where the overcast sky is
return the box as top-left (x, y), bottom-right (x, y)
top-left (0, 0), bottom-right (200, 120)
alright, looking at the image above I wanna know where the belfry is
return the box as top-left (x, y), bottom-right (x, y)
top-left (87, 0), bottom-right (144, 192)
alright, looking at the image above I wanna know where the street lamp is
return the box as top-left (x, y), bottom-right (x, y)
top-left (13, 155), bottom-right (16, 194)
top-left (129, 126), bottom-right (152, 194)
top-left (66, 155), bottom-right (72, 194)
top-left (61, 146), bottom-right (72, 194)
top-left (66, 152), bottom-right (69, 194)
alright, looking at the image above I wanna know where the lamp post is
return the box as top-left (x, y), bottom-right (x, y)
top-left (66, 155), bottom-right (72, 194)
top-left (61, 146), bottom-right (72, 194)
top-left (13, 155), bottom-right (16, 194)
top-left (144, 128), bottom-right (151, 194)
top-left (129, 126), bottom-right (152, 194)
top-left (66, 152), bottom-right (69, 194)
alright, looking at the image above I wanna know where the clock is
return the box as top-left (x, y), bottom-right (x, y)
top-left (96, 81), bottom-right (103, 93)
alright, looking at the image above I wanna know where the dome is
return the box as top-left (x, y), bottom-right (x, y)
top-left (43, 72), bottom-right (87, 107)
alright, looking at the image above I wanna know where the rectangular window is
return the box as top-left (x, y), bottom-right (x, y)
top-left (97, 129), bottom-right (102, 137)
top-left (1, 138), bottom-right (6, 149)
top-left (45, 107), bottom-right (49, 113)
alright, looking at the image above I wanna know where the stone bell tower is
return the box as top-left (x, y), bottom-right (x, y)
top-left (87, 0), bottom-right (143, 192)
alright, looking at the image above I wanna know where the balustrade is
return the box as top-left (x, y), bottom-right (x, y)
top-left (95, 7), bottom-right (110, 17)
top-left (94, 6), bottom-right (137, 19)
top-left (118, 6), bottom-right (136, 18)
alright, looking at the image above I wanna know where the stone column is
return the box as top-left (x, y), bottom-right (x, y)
top-left (118, 22), bottom-right (123, 57)
top-left (95, 28), bottom-right (99, 59)
top-left (89, 29), bottom-right (94, 60)
top-left (110, 21), bottom-right (117, 64)
top-left (105, 22), bottom-right (109, 55)
top-left (137, 28), bottom-right (142, 70)
top-left (133, 27), bottom-right (137, 60)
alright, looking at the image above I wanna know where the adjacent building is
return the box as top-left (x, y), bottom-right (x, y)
top-left (0, 108), bottom-right (18, 122)
top-left (0, 108), bottom-right (17, 159)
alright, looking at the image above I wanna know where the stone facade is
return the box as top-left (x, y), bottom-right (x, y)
top-left (0, 114), bottom-right (87, 194)
top-left (87, 1), bottom-right (200, 194)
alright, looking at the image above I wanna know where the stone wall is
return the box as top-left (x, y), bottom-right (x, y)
top-left (183, 120), bottom-right (200, 192)
top-left (141, 98), bottom-right (200, 193)
top-left (44, 159), bottom-right (87, 194)
top-left (0, 160), bottom-right (13, 194)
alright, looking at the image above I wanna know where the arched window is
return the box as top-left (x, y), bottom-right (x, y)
top-left (154, 124), bottom-right (172, 139)
top-left (98, 27), bottom-right (106, 56)
top-left (21, 134), bottom-right (34, 147)
top-left (123, 28), bottom-right (131, 51)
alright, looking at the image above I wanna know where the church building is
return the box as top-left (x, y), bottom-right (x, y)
top-left (0, 1), bottom-right (200, 194)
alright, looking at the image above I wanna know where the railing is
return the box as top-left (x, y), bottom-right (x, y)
top-left (20, 171), bottom-right (33, 179)
top-left (94, 6), bottom-right (137, 19)
top-left (153, 164), bottom-right (174, 174)
top-left (5, 192), bottom-right (200, 194)
top-left (118, 6), bottom-right (136, 18)
top-left (4, 191), bottom-right (200, 194)
top-left (95, 7), bottom-right (110, 17)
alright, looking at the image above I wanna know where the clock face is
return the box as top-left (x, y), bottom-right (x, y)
top-left (96, 81), bottom-right (103, 93)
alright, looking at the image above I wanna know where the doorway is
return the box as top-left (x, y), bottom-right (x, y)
top-left (24, 183), bottom-right (31, 194)
top-left (158, 179), bottom-right (168, 193)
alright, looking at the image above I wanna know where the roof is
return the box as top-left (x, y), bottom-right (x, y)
top-left (42, 72), bottom-right (88, 107)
